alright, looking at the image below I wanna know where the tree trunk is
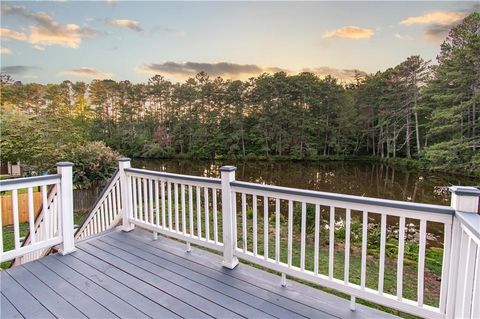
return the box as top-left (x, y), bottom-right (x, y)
top-left (406, 111), bottom-right (411, 159)
top-left (473, 100), bottom-right (477, 152)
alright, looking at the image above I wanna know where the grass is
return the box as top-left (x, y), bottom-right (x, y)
top-left (1, 211), bottom-right (87, 269)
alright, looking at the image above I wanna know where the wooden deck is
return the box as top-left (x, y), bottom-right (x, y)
top-left (1, 228), bottom-right (398, 319)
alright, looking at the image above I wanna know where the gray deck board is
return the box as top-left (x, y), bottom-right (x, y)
top-left (0, 272), bottom-right (54, 319)
top-left (107, 231), bottom-right (337, 318)
top-left (22, 260), bottom-right (116, 319)
top-left (119, 229), bottom-right (399, 319)
top-left (90, 238), bottom-right (305, 319)
top-left (39, 256), bottom-right (150, 318)
top-left (100, 233), bottom-right (330, 319)
top-left (6, 266), bottom-right (86, 318)
top-left (1, 293), bottom-right (24, 319)
top-left (60, 252), bottom-right (207, 319)
top-left (1, 228), bottom-right (399, 319)
top-left (79, 242), bottom-right (246, 319)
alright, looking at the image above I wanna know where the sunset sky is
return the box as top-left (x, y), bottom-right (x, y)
top-left (0, 1), bottom-right (478, 83)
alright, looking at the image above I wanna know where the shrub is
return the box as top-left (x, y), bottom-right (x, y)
top-left (53, 141), bottom-right (120, 189)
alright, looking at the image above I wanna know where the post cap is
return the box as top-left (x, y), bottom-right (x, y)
top-left (56, 161), bottom-right (74, 167)
top-left (118, 157), bottom-right (131, 162)
top-left (449, 186), bottom-right (480, 197)
top-left (220, 166), bottom-right (237, 172)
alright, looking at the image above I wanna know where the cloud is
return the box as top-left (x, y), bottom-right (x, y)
top-left (61, 67), bottom-right (113, 79)
top-left (0, 28), bottom-right (27, 40)
top-left (1, 65), bottom-right (38, 75)
top-left (424, 25), bottom-right (454, 41)
top-left (322, 26), bottom-right (374, 39)
top-left (0, 47), bottom-right (12, 54)
top-left (151, 26), bottom-right (187, 37)
top-left (394, 33), bottom-right (414, 41)
top-left (106, 19), bottom-right (143, 32)
top-left (137, 61), bottom-right (264, 78)
top-left (400, 11), bottom-right (465, 26)
top-left (1, 5), bottom-right (95, 48)
top-left (136, 61), bottom-right (364, 82)
top-left (399, 10), bottom-right (470, 42)
top-left (33, 45), bottom-right (45, 51)
top-left (302, 67), bottom-right (366, 82)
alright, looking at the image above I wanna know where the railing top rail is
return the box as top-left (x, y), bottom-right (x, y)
top-left (0, 174), bottom-right (61, 190)
top-left (125, 167), bottom-right (221, 185)
top-left (231, 180), bottom-right (455, 215)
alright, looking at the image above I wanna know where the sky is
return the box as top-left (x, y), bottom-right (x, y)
top-left (0, 1), bottom-right (478, 84)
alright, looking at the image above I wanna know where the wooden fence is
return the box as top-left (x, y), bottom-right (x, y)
top-left (1, 187), bottom-right (100, 226)
top-left (1, 192), bottom-right (43, 226)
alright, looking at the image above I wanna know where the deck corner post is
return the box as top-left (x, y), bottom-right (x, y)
top-left (445, 186), bottom-right (480, 318)
top-left (449, 186), bottom-right (480, 214)
top-left (119, 158), bottom-right (135, 232)
top-left (220, 166), bottom-right (239, 269)
top-left (57, 161), bottom-right (76, 255)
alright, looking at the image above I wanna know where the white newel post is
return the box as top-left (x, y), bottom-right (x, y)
top-left (220, 166), bottom-right (239, 269)
top-left (119, 158), bottom-right (135, 231)
top-left (57, 162), bottom-right (76, 255)
top-left (445, 186), bottom-right (480, 318)
top-left (449, 186), bottom-right (480, 213)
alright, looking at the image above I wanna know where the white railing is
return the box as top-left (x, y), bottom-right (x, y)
top-left (13, 184), bottom-right (59, 265)
top-left (0, 162), bottom-right (76, 263)
top-left (123, 165), bottom-right (223, 252)
top-left (229, 179), bottom-right (453, 318)
top-left (75, 169), bottom-right (122, 241)
top-left (114, 159), bottom-right (480, 319)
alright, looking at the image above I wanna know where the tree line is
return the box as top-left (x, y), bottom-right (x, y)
top-left (1, 13), bottom-right (479, 175)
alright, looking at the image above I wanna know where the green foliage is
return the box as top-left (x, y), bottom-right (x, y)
top-left (55, 141), bottom-right (120, 188)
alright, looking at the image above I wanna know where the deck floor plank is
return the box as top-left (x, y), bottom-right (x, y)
top-left (0, 272), bottom-right (53, 319)
top-left (107, 231), bottom-right (338, 319)
top-left (6, 266), bottom-right (86, 318)
top-left (79, 242), bottom-right (249, 319)
top-left (87, 239), bottom-right (280, 319)
top-left (100, 233), bottom-right (328, 319)
top-left (22, 260), bottom-right (117, 319)
top-left (2, 228), bottom-right (399, 319)
top-left (1, 293), bottom-right (24, 319)
top-left (119, 229), bottom-right (398, 319)
top-left (38, 256), bottom-right (150, 318)
top-left (61, 251), bottom-right (209, 319)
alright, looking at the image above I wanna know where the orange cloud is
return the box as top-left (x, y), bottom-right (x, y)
top-left (400, 11), bottom-right (465, 26)
top-left (1, 5), bottom-right (95, 48)
top-left (0, 28), bottom-right (27, 41)
top-left (61, 67), bottom-right (113, 79)
top-left (322, 26), bottom-right (374, 39)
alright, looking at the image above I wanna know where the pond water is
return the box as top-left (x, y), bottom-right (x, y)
top-left (132, 159), bottom-right (478, 206)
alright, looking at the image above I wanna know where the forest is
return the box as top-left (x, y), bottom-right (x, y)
top-left (1, 13), bottom-right (479, 183)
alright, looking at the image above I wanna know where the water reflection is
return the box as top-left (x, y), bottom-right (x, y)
top-left (133, 159), bottom-right (478, 206)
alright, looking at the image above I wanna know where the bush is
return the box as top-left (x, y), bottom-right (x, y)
top-left (53, 141), bottom-right (120, 189)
